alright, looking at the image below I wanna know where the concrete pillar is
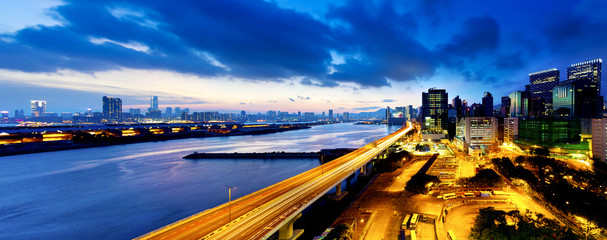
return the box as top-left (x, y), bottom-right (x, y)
top-left (336, 181), bottom-right (342, 196)
top-left (279, 213), bottom-right (303, 240)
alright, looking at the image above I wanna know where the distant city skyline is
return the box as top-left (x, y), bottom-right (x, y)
top-left (1, 1), bottom-right (607, 113)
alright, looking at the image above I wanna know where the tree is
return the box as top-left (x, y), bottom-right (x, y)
top-left (325, 223), bottom-right (352, 240)
top-left (405, 174), bottom-right (440, 194)
top-left (530, 147), bottom-right (550, 157)
top-left (470, 207), bottom-right (580, 240)
top-left (458, 169), bottom-right (504, 188)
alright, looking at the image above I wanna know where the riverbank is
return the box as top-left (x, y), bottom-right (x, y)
top-left (0, 124), bottom-right (312, 157)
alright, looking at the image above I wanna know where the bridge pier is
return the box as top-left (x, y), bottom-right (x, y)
top-left (278, 213), bottom-right (304, 240)
top-left (328, 181), bottom-right (348, 201)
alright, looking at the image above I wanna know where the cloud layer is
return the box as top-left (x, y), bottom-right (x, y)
top-left (1, 0), bottom-right (607, 112)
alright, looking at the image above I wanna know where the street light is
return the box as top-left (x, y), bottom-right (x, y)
top-left (227, 186), bottom-right (236, 222)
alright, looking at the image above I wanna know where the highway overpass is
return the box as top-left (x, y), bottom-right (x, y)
top-left (137, 122), bottom-right (414, 240)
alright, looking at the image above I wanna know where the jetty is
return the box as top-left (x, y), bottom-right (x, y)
top-left (183, 151), bottom-right (320, 159)
top-left (183, 148), bottom-right (357, 160)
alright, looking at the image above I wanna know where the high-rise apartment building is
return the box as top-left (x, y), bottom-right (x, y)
top-left (102, 96), bottom-right (122, 121)
top-left (504, 117), bottom-right (519, 143)
top-left (529, 69), bottom-right (559, 116)
top-left (592, 118), bottom-right (607, 162)
top-left (421, 88), bottom-right (448, 134)
top-left (482, 92), bottom-right (493, 117)
top-left (328, 109), bottom-right (333, 120)
top-left (30, 100), bottom-right (46, 117)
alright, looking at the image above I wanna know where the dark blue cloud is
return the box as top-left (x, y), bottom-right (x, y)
top-left (326, 0), bottom-right (438, 86)
top-left (441, 16), bottom-right (499, 57)
top-left (1, 0), bottom-right (607, 93)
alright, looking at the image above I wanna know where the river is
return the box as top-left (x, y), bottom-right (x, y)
top-left (0, 123), bottom-right (399, 239)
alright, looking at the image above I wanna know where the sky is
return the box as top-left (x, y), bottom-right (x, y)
top-left (1, 0), bottom-right (607, 115)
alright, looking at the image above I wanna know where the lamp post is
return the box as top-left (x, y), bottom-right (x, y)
top-left (321, 154), bottom-right (324, 174)
top-left (227, 186), bottom-right (235, 222)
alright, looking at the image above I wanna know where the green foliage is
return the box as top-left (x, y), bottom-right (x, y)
top-left (405, 173), bottom-right (440, 194)
top-left (530, 146), bottom-right (550, 157)
top-left (492, 156), bottom-right (607, 228)
top-left (325, 223), bottom-right (352, 240)
top-left (470, 207), bottom-right (580, 240)
top-left (415, 143), bottom-right (430, 151)
top-left (376, 150), bottom-right (407, 172)
top-left (457, 169), bottom-right (504, 188)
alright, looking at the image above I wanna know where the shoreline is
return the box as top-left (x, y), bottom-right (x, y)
top-left (0, 125), bottom-right (312, 157)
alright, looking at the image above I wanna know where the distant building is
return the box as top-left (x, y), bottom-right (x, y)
top-left (482, 92), bottom-right (493, 117)
top-left (166, 107), bottom-right (173, 118)
top-left (147, 109), bottom-right (161, 119)
top-left (150, 96), bottom-right (159, 111)
top-left (14, 109), bottom-right (24, 119)
top-left (470, 103), bottom-right (484, 117)
top-left (102, 96), bottom-right (122, 121)
top-left (60, 112), bottom-right (72, 120)
top-left (500, 96), bottom-right (511, 117)
top-left (129, 108), bottom-right (141, 115)
top-left (343, 112), bottom-right (350, 121)
top-left (328, 109), bottom-right (334, 120)
top-left (455, 117), bottom-right (498, 153)
top-left (592, 118), bottom-right (607, 162)
top-left (30, 100), bottom-right (46, 117)
top-left (421, 88), bottom-right (448, 135)
top-left (504, 117), bottom-right (519, 143)
top-left (452, 96), bottom-right (462, 119)
top-left (529, 69), bottom-right (559, 116)
top-left (508, 91), bottom-right (524, 117)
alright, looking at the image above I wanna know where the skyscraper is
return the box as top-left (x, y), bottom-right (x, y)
top-left (529, 68), bottom-right (559, 116)
top-left (567, 59), bottom-right (602, 118)
top-left (102, 96), bottom-right (122, 121)
top-left (30, 100), bottom-right (46, 117)
top-left (500, 96), bottom-right (511, 117)
top-left (509, 91), bottom-right (523, 117)
top-left (150, 96), bottom-right (159, 111)
top-left (421, 88), bottom-right (448, 133)
top-left (328, 109), bottom-right (334, 120)
top-left (482, 92), bottom-right (493, 117)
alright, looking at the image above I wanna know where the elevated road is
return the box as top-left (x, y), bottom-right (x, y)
top-left (137, 122), bottom-right (414, 240)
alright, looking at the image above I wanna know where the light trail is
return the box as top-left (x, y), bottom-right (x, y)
top-left (136, 122), bottom-right (414, 240)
